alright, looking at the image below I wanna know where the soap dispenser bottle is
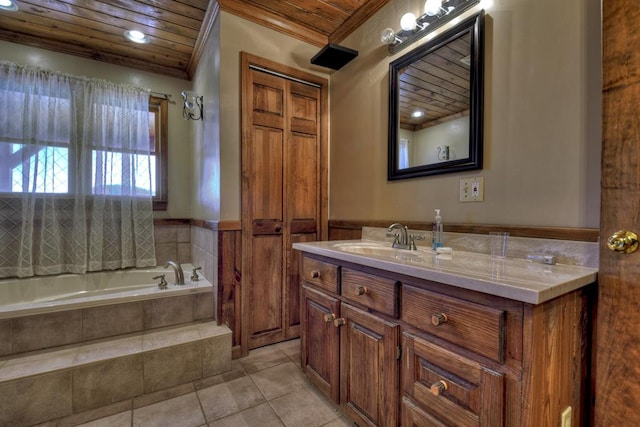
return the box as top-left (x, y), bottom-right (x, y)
top-left (432, 209), bottom-right (443, 250)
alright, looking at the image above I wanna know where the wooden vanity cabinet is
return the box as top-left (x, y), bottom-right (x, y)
top-left (339, 303), bottom-right (399, 427)
top-left (299, 253), bottom-right (593, 427)
top-left (300, 258), bottom-right (401, 427)
top-left (301, 285), bottom-right (340, 401)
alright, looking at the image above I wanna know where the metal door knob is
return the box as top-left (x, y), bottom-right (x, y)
top-left (607, 230), bottom-right (639, 254)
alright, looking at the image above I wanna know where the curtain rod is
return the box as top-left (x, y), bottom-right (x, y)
top-left (150, 91), bottom-right (176, 104)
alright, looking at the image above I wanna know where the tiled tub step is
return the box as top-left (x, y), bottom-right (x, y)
top-left (0, 322), bottom-right (231, 427)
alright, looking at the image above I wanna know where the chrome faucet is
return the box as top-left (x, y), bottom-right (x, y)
top-left (387, 223), bottom-right (409, 248)
top-left (164, 261), bottom-right (185, 285)
top-left (387, 223), bottom-right (424, 250)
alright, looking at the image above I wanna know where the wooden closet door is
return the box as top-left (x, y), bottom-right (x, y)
top-left (285, 80), bottom-right (321, 340)
top-left (241, 53), bottom-right (325, 351)
top-left (247, 70), bottom-right (286, 349)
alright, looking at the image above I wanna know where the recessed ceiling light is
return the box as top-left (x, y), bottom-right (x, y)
top-left (411, 111), bottom-right (425, 118)
top-left (124, 30), bottom-right (150, 44)
top-left (0, 0), bottom-right (18, 12)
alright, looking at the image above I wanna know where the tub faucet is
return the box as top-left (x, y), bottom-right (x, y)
top-left (165, 261), bottom-right (185, 285)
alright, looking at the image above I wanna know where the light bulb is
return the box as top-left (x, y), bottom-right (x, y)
top-left (424, 0), bottom-right (443, 16)
top-left (380, 28), bottom-right (398, 45)
top-left (400, 13), bottom-right (418, 31)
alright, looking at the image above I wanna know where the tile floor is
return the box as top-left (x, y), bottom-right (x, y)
top-left (75, 339), bottom-right (354, 427)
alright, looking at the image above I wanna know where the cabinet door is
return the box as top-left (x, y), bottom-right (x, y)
top-left (339, 303), bottom-right (399, 427)
top-left (402, 332), bottom-right (505, 427)
top-left (301, 285), bottom-right (340, 402)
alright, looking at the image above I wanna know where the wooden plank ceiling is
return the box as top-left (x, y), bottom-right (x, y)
top-left (398, 30), bottom-right (471, 130)
top-left (0, 0), bottom-right (389, 80)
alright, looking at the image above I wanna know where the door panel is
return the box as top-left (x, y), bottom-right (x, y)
top-left (249, 235), bottom-right (283, 346)
top-left (288, 132), bottom-right (318, 222)
top-left (290, 81), bottom-right (319, 135)
top-left (251, 127), bottom-right (283, 221)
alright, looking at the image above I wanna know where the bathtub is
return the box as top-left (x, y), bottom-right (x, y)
top-left (0, 264), bottom-right (212, 320)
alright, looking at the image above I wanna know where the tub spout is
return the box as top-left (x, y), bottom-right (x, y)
top-left (164, 261), bottom-right (185, 285)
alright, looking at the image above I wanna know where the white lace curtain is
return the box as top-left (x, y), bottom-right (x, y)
top-left (0, 62), bottom-right (156, 278)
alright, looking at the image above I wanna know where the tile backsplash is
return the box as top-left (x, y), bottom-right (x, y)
top-left (153, 224), bottom-right (191, 266)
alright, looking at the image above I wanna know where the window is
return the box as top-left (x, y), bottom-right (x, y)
top-left (0, 95), bottom-right (168, 210)
top-left (149, 96), bottom-right (168, 210)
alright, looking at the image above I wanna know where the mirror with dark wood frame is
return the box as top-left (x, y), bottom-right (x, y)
top-left (388, 11), bottom-right (484, 180)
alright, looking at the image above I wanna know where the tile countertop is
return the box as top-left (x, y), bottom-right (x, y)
top-left (292, 240), bottom-right (598, 305)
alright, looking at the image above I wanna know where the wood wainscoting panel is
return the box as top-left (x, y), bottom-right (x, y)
top-left (217, 224), bottom-right (242, 359)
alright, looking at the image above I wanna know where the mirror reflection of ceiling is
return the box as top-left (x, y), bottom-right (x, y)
top-left (398, 32), bottom-right (471, 131)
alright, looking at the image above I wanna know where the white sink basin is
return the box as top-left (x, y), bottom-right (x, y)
top-left (331, 242), bottom-right (427, 261)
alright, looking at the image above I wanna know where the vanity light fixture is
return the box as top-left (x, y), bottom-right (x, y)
top-left (181, 91), bottom-right (203, 121)
top-left (381, 0), bottom-right (480, 54)
top-left (0, 0), bottom-right (18, 11)
top-left (124, 30), bottom-right (150, 44)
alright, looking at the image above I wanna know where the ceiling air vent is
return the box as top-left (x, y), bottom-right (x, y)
top-left (311, 44), bottom-right (358, 70)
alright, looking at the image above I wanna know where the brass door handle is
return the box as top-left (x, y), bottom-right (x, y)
top-left (607, 230), bottom-right (639, 254)
top-left (430, 380), bottom-right (448, 396)
top-left (431, 312), bottom-right (448, 326)
top-left (333, 318), bottom-right (346, 327)
top-left (323, 313), bottom-right (336, 322)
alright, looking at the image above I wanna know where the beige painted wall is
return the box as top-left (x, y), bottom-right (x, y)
top-left (191, 14), bottom-right (222, 221)
top-left (0, 40), bottom-right (194, 219)
top-left (330, 0), bottom-right (602, 228)
top-left (217, 11), bottom-right (331, 221)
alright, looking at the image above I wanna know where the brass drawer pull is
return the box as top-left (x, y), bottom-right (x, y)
top-left (431, 312), bottom-right (448, 326)
top-left (311, 270), bottom-right (320, 279)
top-left (323, 313), bottom-right (336, 322)
top-left (333, 318), bottom-right (346, 327)
top-left (355, 286), bottom-right (368, 296)
top-left (430, 380), bottom-right (448, 396)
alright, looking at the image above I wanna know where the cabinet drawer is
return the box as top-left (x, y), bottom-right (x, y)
top-left (402, 332), bottom-right (504, 427)
top-left (302, 257), bottom-right (339, 293)
top-left (341, 268), bottom-right (399, 317)
top-left (402, 284), bottom-right (505, 362)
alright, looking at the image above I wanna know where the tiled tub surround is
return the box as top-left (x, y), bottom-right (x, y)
top-left (154, 222), bottom-right (192, 266)
top-left (0, 264), bottom-right (232, 426)
top-left (294, 227), bottom-right (598, 305)
top-left (190, 224), bottom-right (217, 287)
top-left (0, 264), bottom-right (214, 356)
top-left (0, 264), bottom-right (210, 320)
